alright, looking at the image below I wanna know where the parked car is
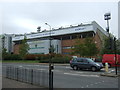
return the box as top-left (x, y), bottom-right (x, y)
top-left (70, 57), bottom-right (103, 71)
top-left (102, 54), bottom-right (120, 68)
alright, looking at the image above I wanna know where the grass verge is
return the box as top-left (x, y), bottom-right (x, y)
top-left (2, 60), bottom-right (39, 63)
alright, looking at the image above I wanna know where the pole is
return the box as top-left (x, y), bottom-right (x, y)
top-left (114, 37), bottom-right (117, 75)
top-left (45, 23), bottom-right (53, 90)
top-left (107, 19), bottom-right (109, 33)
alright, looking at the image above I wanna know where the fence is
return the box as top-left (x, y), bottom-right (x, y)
top-left (2, 65), bottom-right (49, 88)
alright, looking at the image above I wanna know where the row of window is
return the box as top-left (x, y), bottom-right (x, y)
top-left (53, 32), bottom-right (94, 40)
top-left (30, 47), bottom-right (44, 49)
top-left (62, 46), bottom-right (74, 49)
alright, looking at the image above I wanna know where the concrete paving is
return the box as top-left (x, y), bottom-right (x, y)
top-left (2, 77), bottom-right (44, 88)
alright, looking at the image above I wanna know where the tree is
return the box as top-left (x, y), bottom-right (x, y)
top-left (2, 48), bottom-right (8, 60)
top-left (19, 35), bottom-right (30, 60)
top-left (101, 37), bottom-right (120, 54)
top-left (72, 38), bottom-right (98, 57)
top-left (49, 45), bottom-right (55, 54)
top-left (116, 39), bottom-right (120, 54)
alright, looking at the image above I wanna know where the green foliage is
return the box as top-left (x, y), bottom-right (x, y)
top-left (101, 37), bottom-right (120, 55)
top-left (49, 45), bottom-right (55, 53)
top-left (2, 53), bottom-right (71, 63)
top-left (2, 48), bottom-right (8, 60)
top-left (39, 55), bottom-right (71, 63)
top-left (3, 54), bottom-right (22, 60)
top-left (72, 38), bottom-right (98, 57)
top-left (116, 39), bottom-right (120, 54)
top-left (19, 35), bottom-right (30, 59)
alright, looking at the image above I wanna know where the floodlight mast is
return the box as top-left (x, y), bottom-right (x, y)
top-left (104, 13), bottom-right (117, 75)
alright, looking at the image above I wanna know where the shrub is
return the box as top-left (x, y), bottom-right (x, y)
top-left (39, 56), bottom-right (71, 63)
top-left (25, 54), bottom-right (36, 60)
top-left (3, 54), bottom-right (22, 60)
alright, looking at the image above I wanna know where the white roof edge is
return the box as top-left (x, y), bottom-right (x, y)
top-left (92, 21), bottom-right (109, 37)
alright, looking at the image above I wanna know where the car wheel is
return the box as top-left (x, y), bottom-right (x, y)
top-left (91, 67), bottom-right (97, 72)
top-left (73, 66), bottom-right (78, 70)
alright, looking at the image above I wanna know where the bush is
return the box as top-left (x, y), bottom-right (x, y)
top-left (3, 54), bottom-right (22, 60)
top-left (39, 56), bottom-right (71, 63)
top-left (25, 54), bottom-right (37, 60)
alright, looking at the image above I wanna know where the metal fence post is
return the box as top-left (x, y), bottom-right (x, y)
top-left (31, 69), bottom-right (33, 84)
top-left (16, 67), bottom-right (18, 81)
top-left (51, 71), bottom-right (53, 89)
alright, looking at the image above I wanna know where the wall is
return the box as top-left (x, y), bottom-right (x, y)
top-left (13, 40), bottom-right (61, 54)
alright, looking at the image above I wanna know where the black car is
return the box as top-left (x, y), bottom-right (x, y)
top-left (70, 58), bottom-right (103, 71)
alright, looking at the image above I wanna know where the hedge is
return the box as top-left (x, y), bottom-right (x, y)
top-left (2, 53), bottom-right (72, 63)
top-left (3, 54), bottom-right (22, 60)
top-left (39, 56), bottom-right (71, 63)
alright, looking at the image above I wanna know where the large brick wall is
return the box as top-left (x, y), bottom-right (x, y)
top-left (13, 44), bottom-right (21, 54)
top-left (61, 33), bottom-right (102, 54)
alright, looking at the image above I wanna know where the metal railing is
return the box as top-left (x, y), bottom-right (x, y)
top-left (2, 65), bottom-right (49, 88)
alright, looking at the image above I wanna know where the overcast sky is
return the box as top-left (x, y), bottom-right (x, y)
top-left (0, 0), bottom-right (119, 38)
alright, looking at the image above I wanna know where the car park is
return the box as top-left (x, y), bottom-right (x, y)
top-left (70, 57), bottom-right (103, 71)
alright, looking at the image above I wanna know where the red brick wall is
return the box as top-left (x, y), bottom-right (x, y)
top-left (13, 44), bottom-right (21, 54)
top-left (61, 33), bottom-right (102, 54)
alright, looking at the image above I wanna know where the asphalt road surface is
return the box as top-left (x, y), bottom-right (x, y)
top-left (2, 63), bottom-right (119, 88)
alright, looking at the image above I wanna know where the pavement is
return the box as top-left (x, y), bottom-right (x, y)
top-left (2, 77), bottom-right (44, 89)
top-left (99, 65), bottom-right (120, 77)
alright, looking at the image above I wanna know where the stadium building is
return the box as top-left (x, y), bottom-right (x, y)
top-left (1, 34), bottom-right (13, 53)
top-left (12, 21), bottom-right (108, 55)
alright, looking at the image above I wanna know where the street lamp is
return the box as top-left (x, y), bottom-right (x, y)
top-left (104, 13), bottom-right (111, 33)
top-left (45, 23), bottom-right (54, 90)
top-left (104, 13), bottom-right (117, 75)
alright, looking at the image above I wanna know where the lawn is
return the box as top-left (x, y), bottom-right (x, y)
top-left (2, 60), bottom-right (39, 63)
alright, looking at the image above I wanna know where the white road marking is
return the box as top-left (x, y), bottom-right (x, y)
top-left (90, 84), bottom-right (94, 86)
top-left (53, 70), bottom-right (61, 72)
top-left (66, 67), bottom-right (71, 68)
top-left (86, 85), bottom-right (89, 87)
top-left (37, 69), bottom-right (47, 71)
top-left (19, 66), bottom-right (23, 67)
top-left (64, 73), bottom-right (99, 77)
top-left (75, 72), bottom-right (84, 74)
top-left (95, 83), bottom-right (98, 84)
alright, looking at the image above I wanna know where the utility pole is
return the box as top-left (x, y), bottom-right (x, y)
top-left (45, 23), bottom-right (54, 90)
top-left (114, 37), bottom-right (117, 75)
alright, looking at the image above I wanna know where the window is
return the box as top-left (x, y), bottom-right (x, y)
top-left (62, 46), bottom-right (71, 49)
top-left (72, 35), bottom-right (77, 39)
top-left (77, 58), bottom-right (83, 62)
top-left (62, 36), bottom-right (70, 40)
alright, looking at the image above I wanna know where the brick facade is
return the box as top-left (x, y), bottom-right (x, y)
top-left (13, 44), bottom-right (21, 54)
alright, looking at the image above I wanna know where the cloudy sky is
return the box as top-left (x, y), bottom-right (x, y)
top-left (0, 0), bottom-right (119, 38)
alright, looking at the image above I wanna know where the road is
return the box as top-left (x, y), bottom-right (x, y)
top-left (2, 63), bottom-right (119, 88)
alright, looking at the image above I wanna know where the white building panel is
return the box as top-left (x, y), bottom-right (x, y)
top-left (27, 40), bottom-right (61, 54)
top-left (12, 24), bottom-right (94, 41)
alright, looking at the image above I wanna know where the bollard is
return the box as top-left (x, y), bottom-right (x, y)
top-left (105, 62), bottom-right (109, 72)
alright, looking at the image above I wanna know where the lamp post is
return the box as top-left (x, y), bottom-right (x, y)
top-left (104, 13), bottom-right (111, 33)
top-left (104, 13), bottom-right (117, 75)
top-left (45, 23), bottom-right (54, 90)
top-left (114, 37), bottom-right (117, 75)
